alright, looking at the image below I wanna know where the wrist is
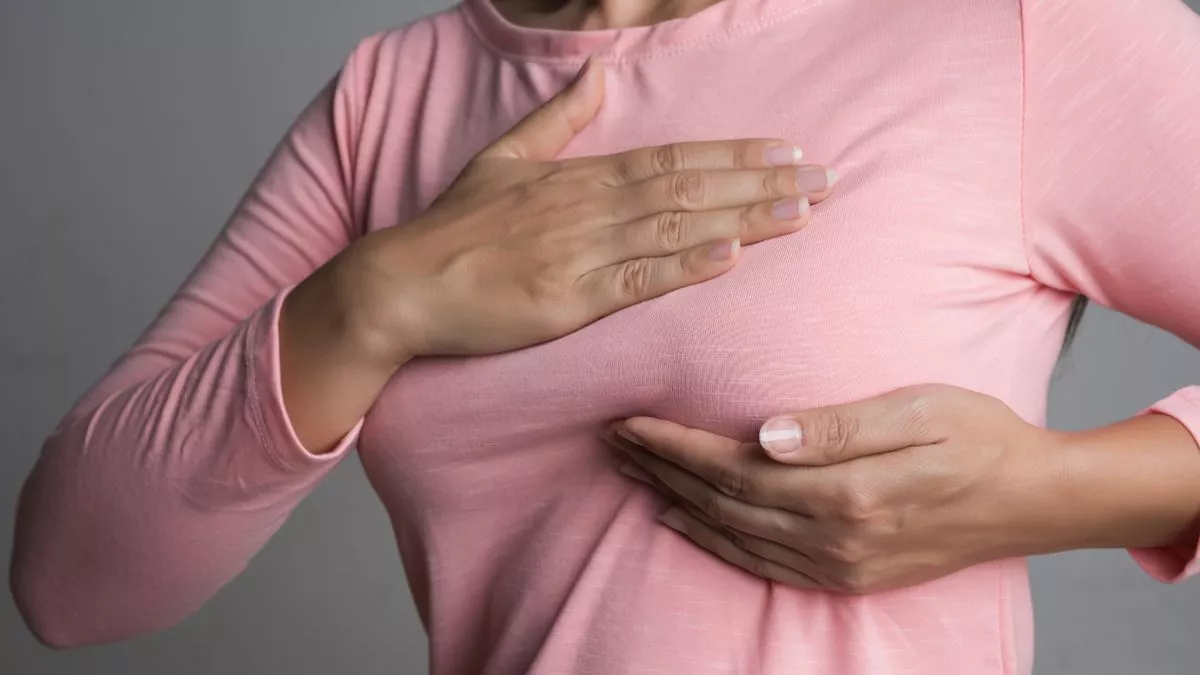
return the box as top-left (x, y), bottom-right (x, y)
top-left (1044, 415), bottom-right (1200, 553)
top-left (322, 240), bottom-right (425, 367)
top-left (288, 256), bottom-right (413, 373)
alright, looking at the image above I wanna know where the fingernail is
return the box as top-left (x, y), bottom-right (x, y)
top-left (764, 145), bottom-right (804, 167)
top-left (616, 427), bottom-right (645, 448)
top-left (659, 508), bottom-right (686, 532)
top-left (759, 417), bottom-right (803, 454)
top-left (826, 168), bottom-right (840, 187)
top-left (795, 166), bottom-right (832, 192)
top-left (619, 463), bottom-right (654, 485)
top-left (706, 238), bottom-right (740, 261)
top-left (771, 197), bottom-right (810, 220)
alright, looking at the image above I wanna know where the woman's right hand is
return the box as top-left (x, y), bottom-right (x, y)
top-left (336, 60), bottom-right (836, 362)
top-left (280, 59), bottom-right (835, 451)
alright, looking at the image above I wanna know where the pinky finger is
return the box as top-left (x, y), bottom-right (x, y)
top-left (658, 507), bottom-right (826, 591)
top-left (580, 238), bottom-right (741, 315)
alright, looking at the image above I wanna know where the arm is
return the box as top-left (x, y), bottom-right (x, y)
top-left (12, 44), bottom-right (833, 646)
top-left (1021, 0), bottom-right (1200, 579)
top-left (10, 37), bottom-right (384, 648)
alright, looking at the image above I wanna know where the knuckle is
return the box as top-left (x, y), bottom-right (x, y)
top-left (733, 142), bottom-right (757, 169)
top-left (714, 464), bottom-right (748, 499)
top-left (831, 481), bottom-right (876, 524)
top-left (904, 390), bottom-right (941, 438)
top-left (748, 556), bottom-right (772, 580)
top-left (761, 170), bottom-right (786, 197)
top-left (806, 412), bottom-right (859, 463)
top-left (737, 205), bottom-right (759, 236)
top-left (617, 259), bottom-right (655, 299)
top-left (722, 525), bottom-right (746, 549)
top-left (612, 157), bottom-right (639, 184)
top-left (653, 211), bottom-right (688, 250)
top-left (896, 384), bottom-right (960, 439)
top-left (520, 260), bottom-right (565, 303)
top-left (772, 510), bottom-right (805, 542)
top-left (652, 143), bottom-right (687, 174)
top-left (836, 567), bottom-right (873, 595)
top-left (667, 171), bottom-right (707, 209)
top-left (698, 490), bottom-right (726, 523)
top-left (825, 534), bottom-right (868, 568)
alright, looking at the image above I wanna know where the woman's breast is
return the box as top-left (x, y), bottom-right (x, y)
top-left (356, 178), bottom-right (1035, 522)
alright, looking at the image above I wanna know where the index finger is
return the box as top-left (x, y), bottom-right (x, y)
top-left (572, 139), bottom-right (806, 184)
top-left (617, 417), bottom-right (797, 509)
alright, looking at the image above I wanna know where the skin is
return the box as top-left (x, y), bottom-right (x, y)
top-left (282, 0), bottom-right (1200, 595)
top-left (606, 386), bottom-right (1200, 593)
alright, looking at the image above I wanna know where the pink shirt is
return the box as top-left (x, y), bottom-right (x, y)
top-left (13, 0), bottom-right (1200, 673)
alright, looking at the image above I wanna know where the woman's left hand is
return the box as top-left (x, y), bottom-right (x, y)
top-left (605, 384), bottom-right (1074, 594)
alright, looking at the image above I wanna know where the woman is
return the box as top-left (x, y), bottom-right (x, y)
top-left (11, 0), bottom-right (1200, 672)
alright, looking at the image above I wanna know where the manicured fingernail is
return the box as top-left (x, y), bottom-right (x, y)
top-left (659, 508), bottom-right (686, 532)
top-left (759, 417), bottom-right (803, 454)
top-left (619, 463), bottom-right (654, 485)
top-left (771, 197), bottom-right (810, 220)
top-left (795, 166), bottom-right (833, 192)
top-left (706, 238), bottom-right (740, 261)
top-left (764, 145), bottom-right (804, 166)
top-left (825, 168), bottom-right (839, 187)
top-left (616, 427), bottom-right (645, 448)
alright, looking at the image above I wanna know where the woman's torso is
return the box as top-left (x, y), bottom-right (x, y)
top-left (355, 1), bottom-right (1061, 672)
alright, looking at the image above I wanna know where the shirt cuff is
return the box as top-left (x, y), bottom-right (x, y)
top-left (1128, 386), bottom-right (1200, 583)
top-left (246, 288), bottom-right (362, 472)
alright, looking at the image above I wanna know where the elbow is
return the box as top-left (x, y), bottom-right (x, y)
top-left (22, 618), bottom-right (85, 652)
top-left (10, 484), bottom-right (93, 650)
top-left (10, 559), bottom-right (177, 651)
top-left (10, 509), bottom-right (119, 650)
top-left (9, 538), bottom-right (160, 650)
top-left (10, 565), bottom-right (88, 650)
top-left (10, 534), bottom-right (195, 650)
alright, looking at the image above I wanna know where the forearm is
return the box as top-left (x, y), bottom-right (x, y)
top-left (1045, 414), bottom-right (1200, 553)
top-left (13, 299), bottom-right (341, 648)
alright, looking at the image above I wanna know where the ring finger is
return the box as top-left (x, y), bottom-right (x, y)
top-left (596, 197), bottom-right (811, 265)
top-left (658, 506), bottom-right (831, 590)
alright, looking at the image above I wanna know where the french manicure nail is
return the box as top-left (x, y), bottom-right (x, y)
top-left (706, 238), bottom-right (740, 261)
top-left (825, 168), bottom-right (840, 188)
top-left (759, 417), bottom-right (803, 454)
top-left (764, 145), bottom-right (804, 167)
top-left (795, 166), bottom-right (832, 192)
top-left (771, 197), bottom-right (811, 220)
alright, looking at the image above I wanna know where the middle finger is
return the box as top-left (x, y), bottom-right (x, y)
top-left (593, 197), bottom-right (811, 265)
top-left (615, 165), bottom-right (837, 222)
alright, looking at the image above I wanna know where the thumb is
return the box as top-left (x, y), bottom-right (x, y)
top-left (757, 389), bottom-right (943, 466)
top-left (479, 58), bottom-right (605, 161)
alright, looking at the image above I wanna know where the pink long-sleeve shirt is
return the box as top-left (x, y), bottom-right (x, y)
top-left (12, 0), bottom-right (1200, 672)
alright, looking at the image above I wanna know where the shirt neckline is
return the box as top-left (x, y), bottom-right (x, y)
top-left (460, 0), bottom-right (809, 64)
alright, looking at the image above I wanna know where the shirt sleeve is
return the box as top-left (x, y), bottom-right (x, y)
top-left (10, 36), bottom-right (385, 647)
top-left (1020, 0), bottom-right (1200, 582)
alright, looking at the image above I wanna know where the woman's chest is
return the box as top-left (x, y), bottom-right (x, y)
top-left (355, 11), bottom-right (1032, 506)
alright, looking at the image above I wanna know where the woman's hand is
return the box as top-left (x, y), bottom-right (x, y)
top-left (280, 59), bottom-right (834, 452)
top-left (326, 59), bottom-right (836, 362)
top-left (606, 384), bottom-right (1200, 594)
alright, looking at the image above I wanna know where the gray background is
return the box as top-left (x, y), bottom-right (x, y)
top-left (2, 1), bottom-right (1198, 673)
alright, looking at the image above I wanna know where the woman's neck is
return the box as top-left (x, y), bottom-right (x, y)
top-left (493, 0), bottom-right (723, 30)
